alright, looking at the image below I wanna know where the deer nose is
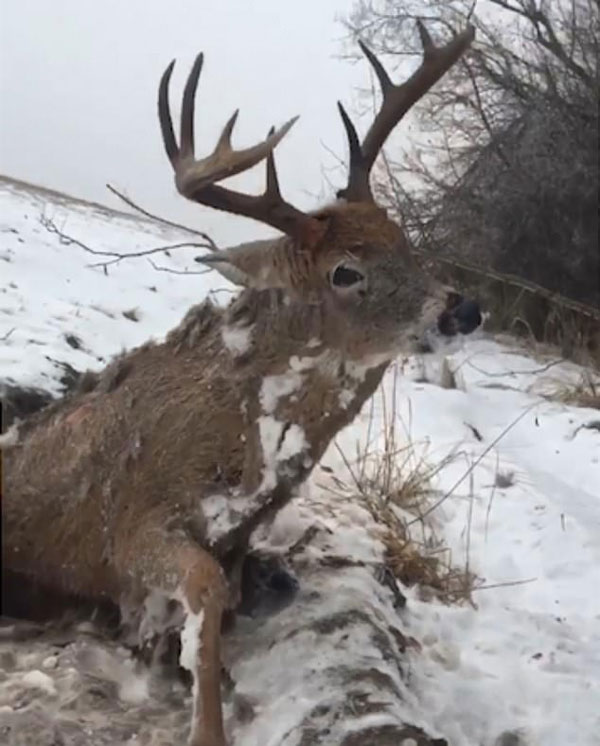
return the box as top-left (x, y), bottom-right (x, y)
top-left (437, 298), bottom-right (482, 337)
top-left (453, 299), bottom-right (482, 334)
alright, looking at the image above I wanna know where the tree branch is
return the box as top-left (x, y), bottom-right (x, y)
top-left (105, 184), bottom-right (218, 252)
top-left (147, 259), bottom-right (211, 276)
top-left (40, 215), bottom-right (217, 273)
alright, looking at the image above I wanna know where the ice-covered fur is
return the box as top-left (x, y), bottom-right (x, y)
top-left (4, 199), bottom-right (481, 746)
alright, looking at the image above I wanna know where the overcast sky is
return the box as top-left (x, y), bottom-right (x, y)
top-left (0, 0), bottom-right (379, 246)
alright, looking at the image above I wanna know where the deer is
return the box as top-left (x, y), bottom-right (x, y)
top-left (2, 20), bottom-right (477, 746)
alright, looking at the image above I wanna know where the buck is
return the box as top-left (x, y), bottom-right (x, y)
top-left (3, 20), bottom-right (478, 746)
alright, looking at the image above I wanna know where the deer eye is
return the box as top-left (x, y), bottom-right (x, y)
top-left (330, 264), bottom-right (365, 288)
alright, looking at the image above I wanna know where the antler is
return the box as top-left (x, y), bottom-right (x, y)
top-left (338, 20), bottom-right (476, 202)
top-left (158, 53), bottom-right (311, 237)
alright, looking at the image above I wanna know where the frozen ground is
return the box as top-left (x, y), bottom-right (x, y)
top-left (1, 177), bottom-right (599, 745)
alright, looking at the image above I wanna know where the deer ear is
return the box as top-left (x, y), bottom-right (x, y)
top-left (196, 238), bottom-right (277, 288)
top-left (196, 252), bottom-right (252, 287)
top-left (197, 218), bottom-right (330, 289)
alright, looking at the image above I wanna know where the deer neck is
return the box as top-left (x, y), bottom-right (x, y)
top-left (203, 288), bottom-right (393, 555)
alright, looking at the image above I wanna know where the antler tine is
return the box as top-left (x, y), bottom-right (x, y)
top-left (357, 40), bottom-right (393, 94)
top-left (157, 52), bottom-right (310, 237)
top-left (339, 20), bottom-right (475, 202)
top-left (337, 102), bottom-right (369, 197)
top-left (179, 52), bottom-right (204, 158)
top-left (265, 126), bottom-right (282, 198)
top-left (416, 19), bottom-right (436, 55)
top-left (158, 60), bottom-right (178, 166)
top-left (215, 110), bottom-right (241, 155)
top-left (192, 132), bottom-right (309, 236)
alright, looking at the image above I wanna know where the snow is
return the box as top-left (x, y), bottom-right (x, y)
top-left (276, 423), bottom-right (309, 463)
top-left (289, 349), bottom-right (336, 374)
top-left (257, 415), bottom-right (309, 491)
top-left (0, 177), bottom-right (233, 395)
top-left (41, 655), bottom-right (58, 670)
top-left (2, 178), bottom-right (600, 745)
top-left (179, 603), bottom-right (206, 729)
top-left (221, 323), bottom-right (253, 356)
top-left (138, 590), bottom-right (182, 644)
top-left (0, 422), bottom-right (19, 446)
top-left (202, 493), bottom-right (261, 546)
top-left (224, 493), bottom-right (425, 745)
top-left (260, 371), bottom-right (303, 414)
top-left (257, 416), bottom-right (286, 490)
top-left (117, 664), bottom-right (150, 705)
top-left (179, 608), bottom-right (205, 674)
top-left (19, 670), bottom-right (57, 697)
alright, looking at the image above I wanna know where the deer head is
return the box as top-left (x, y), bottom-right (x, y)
top-left (158, 21), bottom-right (480, 369)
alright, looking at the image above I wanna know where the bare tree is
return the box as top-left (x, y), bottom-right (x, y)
top-left (344, 0), bottom-right (599, 307)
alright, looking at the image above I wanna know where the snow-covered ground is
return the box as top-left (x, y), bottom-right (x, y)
top-left (1, 177), bottom-right (599, 745)
top-left (0, 177), bottom-right (231, 395)
top-left (354, 349), bottom-right (600, 745)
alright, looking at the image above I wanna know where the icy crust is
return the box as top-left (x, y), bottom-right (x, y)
top-left (224, 493), bottom-right (439, 746)
top-left (0, 490), bottom-right (445, 746)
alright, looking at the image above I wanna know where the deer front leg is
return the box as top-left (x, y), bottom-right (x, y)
top-left (117, 536), bottom-right (229, 746)
top-left (177, 545), bottom-right (228, 746)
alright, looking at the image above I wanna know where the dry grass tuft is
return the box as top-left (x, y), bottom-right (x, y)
top-left (367, 491), bottom-right (476, 605)
top-left (329, 366), bottom-right (477, 606)
top-left (548, 372), bottom-right (600, 410)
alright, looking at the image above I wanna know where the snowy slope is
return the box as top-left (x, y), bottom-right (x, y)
top-left (1, 178), bottom-right (600, 746)
top-left (0, 176), bottom-right (233, 395)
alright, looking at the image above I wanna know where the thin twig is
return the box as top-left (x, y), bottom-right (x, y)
top-left (411, 403), bottom-right (537, 524)
top-left (471, 576), bottom-right (537, 591)
top-left (147, 259), bottom-right (212, 276)
top-left (485, 450), bottom-right (501, 541)
top-left (105, 183), bottom-right (218, 250)
top-left (40, 215), bottom-right (215, 271)
top-left (207, 287), bottom-right (238, 296)
top-left (465, 464), bottom-right (475, 589)
top-left (333, 440), bottom-right (365, 496)
top-left (457, 356), bottom-right (564, 378)
top-left (86, 241), bottom-right (215, 269)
